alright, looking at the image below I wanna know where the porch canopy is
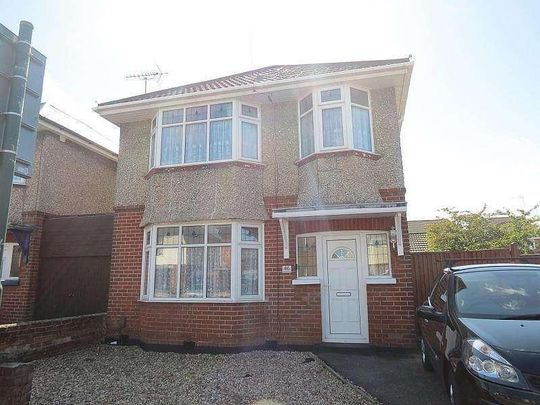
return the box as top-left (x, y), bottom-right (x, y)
top-left (272, 202), bottom-right (407, 259)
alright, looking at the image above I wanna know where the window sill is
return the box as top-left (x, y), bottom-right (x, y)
top-left (145, 160), bottom-right (264, 179)
top-left (295, 149), bottom-right (381, 167)
top-left (1, 278), bottom-right (20, 286)
top-left (366, 277), bottom-right (397, 285)
top-left (138, 298), bottom-right (266, 304)
top-left (292, 277), bottom-right (321, 285)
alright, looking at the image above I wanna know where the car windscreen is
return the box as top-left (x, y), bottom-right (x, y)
top-left (454, 270), bottom-right (540, 319)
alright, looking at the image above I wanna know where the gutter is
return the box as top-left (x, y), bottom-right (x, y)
top-left (38, 117), bottom-right (118, 161)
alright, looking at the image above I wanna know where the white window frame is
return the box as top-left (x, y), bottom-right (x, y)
top-left (141, 222), bottom-right (264, 302)
top-left (149, 100), bottom-right (261, 169)
top-left (293, 231), bottom-right (394, 285)
top-left (1, 243), bottom-right (21, 281)
top-left (297, 85), bottom-right (374, 159)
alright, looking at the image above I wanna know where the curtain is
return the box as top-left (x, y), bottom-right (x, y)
top-left (241, 121), bottom-right (258, 159)
top-left (209, 119), bottom-right (232, 161)
top-left (206, 246), bottom-right (231, 298)
top-left (154, 247), bottom-right (178, 298)
top-left (300, 112), bottom-right (315, 157)
top-left (160, 126), bottom-right (182, 165)
top-left (241, 248), bottom-right (259, 296)
top-left (352, 106), bottom-right (372, 151)
top-left (322, 107), bottom-right (343, 147)
top-left (185, 123), bottom-right (207, 163)
top-left (180, 247), bottom-right (204, 297)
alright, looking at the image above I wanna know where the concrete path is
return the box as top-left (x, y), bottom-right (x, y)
top-left (316, 349), bottom-right (450, 405)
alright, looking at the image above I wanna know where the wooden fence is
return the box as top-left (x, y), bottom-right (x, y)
top-left (411, 245), bottom-right (540, 306)
top-left (34, 214), bottom-right (113, 319)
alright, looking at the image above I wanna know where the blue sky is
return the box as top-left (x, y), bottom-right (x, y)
top-left (2, 0), bottom-right (539, 219)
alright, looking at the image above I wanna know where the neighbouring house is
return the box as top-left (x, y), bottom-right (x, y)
top-left (95, 58), bottom-right (415, 348)
top-left (408, 217), bottom-right (510, 252)
top-left (0, 102), bottom-right (118, 324)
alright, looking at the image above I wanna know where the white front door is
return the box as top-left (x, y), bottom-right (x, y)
top-left (322, 238), bottom-right (369, 343)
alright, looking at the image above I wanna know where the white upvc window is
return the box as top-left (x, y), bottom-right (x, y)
top-left (365, 233), bottom-right (392, 278)
top-left (1, 243), bottom-right (22, 281)
top-left (141, 222), bottom-right (264, 302)
top-left (298, 85), bottom-right (374, 159)
top-left (149, 100), bottom-right (260, 169)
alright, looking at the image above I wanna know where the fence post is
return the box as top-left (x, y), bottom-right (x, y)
top-left (510, 243), bottom-right (520, 263)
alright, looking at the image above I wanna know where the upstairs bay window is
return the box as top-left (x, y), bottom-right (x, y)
top-left (149, 101), bottom-right (260, 169)
top-left (298, 86), bottom-right (373, 159)
top-left (141, 223), bottom-right (264, 302)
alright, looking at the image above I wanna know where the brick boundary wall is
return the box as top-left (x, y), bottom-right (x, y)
top-left (0, 313), bottom-right (106, 362)
top-left (0, 362), bottom-right (33, 405)
top-left (1, 212), bottom-right (47, 324)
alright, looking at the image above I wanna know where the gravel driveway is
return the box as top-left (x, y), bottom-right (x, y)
top-left (31, 345), bottom-right (377, 405)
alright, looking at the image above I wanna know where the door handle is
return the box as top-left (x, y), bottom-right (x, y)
top-left (336, 291), bottom-right (352, 297)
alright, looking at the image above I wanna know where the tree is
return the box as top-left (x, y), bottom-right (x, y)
top-left (426, 206), bottom-right (540, 253)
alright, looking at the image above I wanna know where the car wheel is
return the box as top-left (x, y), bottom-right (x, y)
top-left (448, 370), bottom-right (464, 405)
top-left (420, 338), bottom-right (434, 372)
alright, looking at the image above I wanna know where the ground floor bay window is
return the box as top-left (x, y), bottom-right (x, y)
top-left (141, 222), bottom-right (264, 302)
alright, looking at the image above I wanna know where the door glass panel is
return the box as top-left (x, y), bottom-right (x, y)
top-left (330, 247), bottom-right (354, 260)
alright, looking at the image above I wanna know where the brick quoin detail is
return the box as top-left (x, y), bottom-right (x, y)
top-left (379, 187), bottom-right (407, 202)
top-left (0, 212), bottom-right (47, 324)
top-left (107, 194), bottom-right (415, 348)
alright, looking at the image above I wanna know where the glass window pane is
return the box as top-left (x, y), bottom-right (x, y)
top-left (162, 109), bottom-right (184, 125)
top-left (322, 107), bottom-right (344, 147)
top-left (300, 111), bottom-right (315, 158)
top-left (207, 225), bottom-right (232, 244)
top-left (142, 250), bottom-right (149, 296)
top-left (241, 121), bottom-right (258, 159)
top-left (209, 120), bottom-right (232, 161)
top-left (160, 125), bottom-right (183, 165)
top-left (331, 247), bottom-right (355, 260)
top-left (182, 226), bottom-right (205, 244)
top-left (146, 230), bottom-right (151, 246)
top-left (149, 133), bottom-right (156, 168)
top-left (179, 247), bottom-right (204, 298)
top-left (367, 234), bottom-right (390, 276)
top-left (157, 227), bottom-right (179, 245)
top-left (185, 122), bottom-right (207, 163)
top-left (185, 105), bottom-right (208, 122)
top-left (9, 245), bottom-right (21, 278)
top-left (241, 226), bottom-right (259, 242)
top-left (241, 248), bottom-right (259, 296)
top-left (299, 94), bottom-right (313, 115)
top-left (241, 104), bottom-right (258, 118)
top-left (350, 88), bottom-right (369, 107)
top-left (210, 102), bottom-right (232, 119)
top-left (321, 88), bottom-right (341, 103)
top-left (154, 247), bottom-right (178, 298)
top-left (352, 106), bottom-right (372, 152)
top-left (297, 237), bottom-right (317, 277)
top-left (206, 246), bottom-right (231, 298)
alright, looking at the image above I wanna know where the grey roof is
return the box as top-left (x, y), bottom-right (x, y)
top-left (98, 58), bottom-right (410, 107)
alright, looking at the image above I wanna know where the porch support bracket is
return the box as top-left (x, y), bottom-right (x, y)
top-left (278, 218), bottom-right (290, 259)
top-left (394, 212), bottom-right (404, 256)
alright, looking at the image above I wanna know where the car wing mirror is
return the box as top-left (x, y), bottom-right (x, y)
top-left (417, 305), bottom-right (446, 323)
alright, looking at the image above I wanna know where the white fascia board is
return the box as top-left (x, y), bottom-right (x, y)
top-left (272, 205), bottom-right (407, 219)
top-left (95, 62), bottom-right (413, 116)
top-left (38, 120), bottom-right (118, 161)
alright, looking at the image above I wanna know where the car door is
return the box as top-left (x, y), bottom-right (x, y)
top-left (419, 273), bottom-right (449, 373)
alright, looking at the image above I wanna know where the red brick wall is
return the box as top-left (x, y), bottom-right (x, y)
top-left (1, 212), bottom-right (46, 324)
top-left (0, 362), bottom-right (34, 405)
top-left (264, 196), bottom-right (322, 345)
top-left (0, 313), bottom-right (106, 361)
top-left (107, 193), bottom-right (415, 348)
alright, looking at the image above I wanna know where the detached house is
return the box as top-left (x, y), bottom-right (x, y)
top-left (96, 58), bottom-right (415, 347)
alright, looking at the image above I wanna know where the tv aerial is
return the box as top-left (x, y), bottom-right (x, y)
top-left (125, 64), bottom-right (168, 93)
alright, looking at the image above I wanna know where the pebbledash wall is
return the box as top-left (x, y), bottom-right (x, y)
top-left (106, 86), bottom-right (416, 348)
top-left (1, 131), bottom-right (116, 324)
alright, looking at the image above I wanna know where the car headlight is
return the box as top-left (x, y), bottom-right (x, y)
top-left (463, 338), bottom-right (527, 389)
